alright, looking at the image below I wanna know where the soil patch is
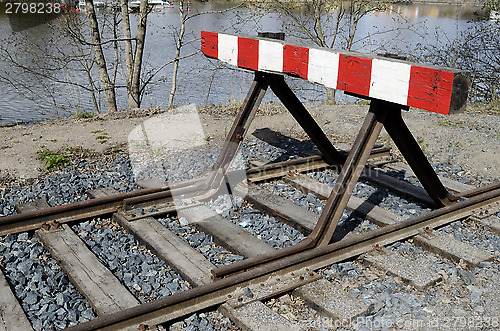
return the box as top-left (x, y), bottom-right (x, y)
top-left (1, 103), bottom-right (498, 187)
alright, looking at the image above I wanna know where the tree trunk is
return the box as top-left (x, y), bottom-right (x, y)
top-left (347, 0), bottom-right (363, 51)
top-left (120, 0), bottom-right (134, 106)
top-left (85, 0), bottom-right (117, 113)
top-left (128, 0), bottom-right (148, 108)
top-left (168, 0), bottom-right (186, 108)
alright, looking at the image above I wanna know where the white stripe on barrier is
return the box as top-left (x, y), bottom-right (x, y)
top-left (369, 59), bottom-right (412, 105)
top-left (308, 48), bottom-right (340, 89)
top-left (258, 40), bottom-right (284, 72)
top-left (218, 34), bottom-right (238, 67)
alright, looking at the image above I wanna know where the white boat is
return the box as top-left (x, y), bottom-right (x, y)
top-left (129, 0), bottom-right (171, 10)
top-left (78, 0), bottom-right (106, 8)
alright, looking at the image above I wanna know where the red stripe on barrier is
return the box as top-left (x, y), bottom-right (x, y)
top-left (407, 66), bottom-right (454, 115)
top-left (337, 55), bottom-right (372, 96)
top-left (283, 45), bottom-right (309, 79)
top-left (238, 37), bottom-right (259, 71)
top-left (201, 31), bottom-right (218, 59)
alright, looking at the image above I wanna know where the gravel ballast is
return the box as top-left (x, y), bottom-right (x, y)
top-left (0, 126), bottom-right (498, 330)
top-left (0, 233), bottom-right (96, 330)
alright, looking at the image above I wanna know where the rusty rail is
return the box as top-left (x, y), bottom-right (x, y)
top-left (64, 185), bottom-right (500, 331)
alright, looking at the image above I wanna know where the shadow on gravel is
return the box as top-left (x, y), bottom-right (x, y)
top-left (330, 187), bottom-right (388, 243)
top-left (251, 128), bottom-right (320, 162)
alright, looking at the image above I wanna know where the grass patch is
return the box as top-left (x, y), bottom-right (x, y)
top-left (91, 130), bottom-right (110, 144)
top-left (75, 111), bottom-right (95, 119)
top-left (438, 118), bottom-right (464, 128)
top-left (416, 136), bottom-right (429, 151)
top-left (36, 146), bottom-right (94, 170)
top-left (356, 99), bottom-right (371, 105)
top-left (37, 149), bottom-right (70, 170)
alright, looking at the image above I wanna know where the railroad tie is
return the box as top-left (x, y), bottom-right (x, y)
top-left (15, 199), bottom-right (140, 316)
top-left (384, 162), bottom-right (474, 194)
top-left (285, 175), bottom-right (495, 268)
top-left (0, 264), bottom-right (33, 331)
top-left (362, 247), bottom-right (442, 290)
top-left (284, 174), bottom-right (402, 226)
top-left (99, 189), bottom-right (302, 330)
top-left (182, 200), bottom-right (373, 328)
top-left (414, 231), bottom-right (495, 268)
top-left (180, 205), bottom-right (276, 258)
top-left (294, 278), bottom-right (369, 322)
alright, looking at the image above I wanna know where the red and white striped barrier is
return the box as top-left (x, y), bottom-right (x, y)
top-left (201, 31), bottom-right (469, 115)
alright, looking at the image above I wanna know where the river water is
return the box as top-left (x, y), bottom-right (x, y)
top-left (0, 1), bottom-right (491, 124)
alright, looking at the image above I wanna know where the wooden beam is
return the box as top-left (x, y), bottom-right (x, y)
top-left (284, 174), bottom-right (402, 226)
top-left (114, 214), bottom-right (214, 286)
top-left (0, 269), bottom-right (33, 331)
top-left (384, 162), bottom-right (474, 193)
top-left (180, 205), bottom-right (275, 258)
top-left (36, 225), bottom-right (140, 315)
top-left (201, 31), bottom-right (470, 115)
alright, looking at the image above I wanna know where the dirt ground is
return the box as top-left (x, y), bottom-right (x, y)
top-left (0, 102), bottom-right (498, 187)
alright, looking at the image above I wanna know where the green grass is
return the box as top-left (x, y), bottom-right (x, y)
top-left (75, 111), bottom-right (95, 119)
top-left (437, 119), bottom-right (454, 127)
top-left (36, 149), bottom-right (70, 170)
top-left (91, 130), bottom-right (110, 144)
top-left (416, 136), bottom-right (429, 151)
top-left (356, 99), bottom-right (371, 105)
top-left (36, 146), bottom-right (93, 170)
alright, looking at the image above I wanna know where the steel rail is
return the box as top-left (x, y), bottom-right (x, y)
top-left (213, 182), bottom-right (500, 279)
top-left (0, 188), bottom-right (158, 236)
top-left (0, 146), bottom-right (390, 236)
top-left (0, 178), bottom-right (203, 236)
top-left (63, 187), bottom-right (500, 331)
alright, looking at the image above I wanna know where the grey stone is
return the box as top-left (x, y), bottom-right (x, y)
top-left (80, 308), bottom-right (95, 321)
top-left (474, 306), bottom-right (484, 313)
top-left (24, 291), bottom-right (39, 305)
top-left (467, 285), bottom-right (483, 303)
top-left (397, 303), bottom-right (411, 316)
top-left (452, 307), bottom-right (467, 316)
top-left (458, 269), bottom-right (475, 285)
top-left (18, 232), bottom-right (29, 241)
top-left (479, 261), bottom-right (492, 268)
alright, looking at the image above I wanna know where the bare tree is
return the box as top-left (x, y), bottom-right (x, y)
top-left (168, 0), bottom-right (187, 108)
top-left (0, 11), bottom-right (103, 116)
top-left (249, 0), bottom-right (417, 103)
top-left (254, 0), bottom-right (386, 51)
top-left (166, 2), bottom-right (249, 108)
top-left (412, 21), bottom-right (499, 103)
top-left (120, 0), bottom-right (150, 108)
top-left (85, 0), bottom-right (117, 113)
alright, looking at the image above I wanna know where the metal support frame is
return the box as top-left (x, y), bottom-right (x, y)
top-left (207, 72), bottom-right (270, 192)
top-left (383, 109), bottom-right (457, 206)
top-left (211, 89), bottom-right (460, 278)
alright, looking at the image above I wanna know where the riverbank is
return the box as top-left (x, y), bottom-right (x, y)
top-left (1, 102), bottom-right (498, 189)
top-left (387, 0), bottom-right (487, 5)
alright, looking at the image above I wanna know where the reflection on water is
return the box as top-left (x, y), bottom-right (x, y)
top-left (386, 3), bottom-right (488, 20)
top-left (0, 2), bottom-right (491, 124)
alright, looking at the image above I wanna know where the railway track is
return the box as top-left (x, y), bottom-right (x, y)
top-left (1, 31), bottom-right (499, 330)
top-left (0, 141), bottom-right (499, 331)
